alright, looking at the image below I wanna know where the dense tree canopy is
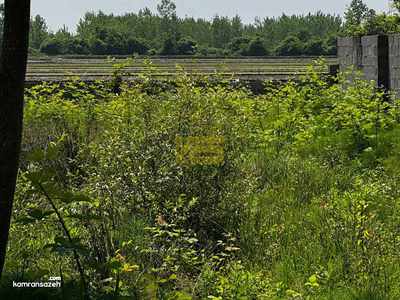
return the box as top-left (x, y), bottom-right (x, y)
top-left (6, 0), bottom-right (400, 57)
top-left (0, 0), bottom-right (344, 57)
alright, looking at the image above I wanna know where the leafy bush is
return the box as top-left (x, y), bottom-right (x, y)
top-left (275, 35), bottom-right (304, 56)
top-left (228, 37), bottom-right (251, 56)
top-left (246, 37), bottom-right (269, 56)
top-left (176, 37), bottom-right (197, 55)
top-left (160, 37), bottom-right (178, 55)
top-left (304, 38), bottom-right (325, 56)
top-left (40, 38), bottom-right (65, 55)
top-left (126, 37), bottom-right (149, 55)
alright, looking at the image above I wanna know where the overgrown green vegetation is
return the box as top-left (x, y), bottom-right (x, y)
top-left (343, 0), bottom-right (400, 35)
top-left (1, 62), bottom-right (400, 299)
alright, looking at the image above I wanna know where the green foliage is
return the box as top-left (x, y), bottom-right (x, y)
top-left (246, 37), bottom-right (269, 56)
top-left (196, 262), bottom-right (272, 299)
top-left (228, 37), bottom-right (251, 56)
top-left (304, 38), bottom-right (325, 56)
top-left (40, 27), bottom-right (77, 55)
top-left (160, 37), bottom-right (178, 55)
top-left (25, 1), bottom-right (342, 57)
top-left (176, 37), bottom-right (197, 55)
top-left (226, 36), bottom-right (269, 56)
top-left (343, 0), bottom-right (400, 36)
top-left (275, 32), bottom-right (334, 56)
top-left (275, 35), bottom-right (305, 56)
top-left (40, 38), bottom-right (65, 55)
top-left (2, 64), bottom-right (400, 299)
top-left (30, 15), bottom-right (49, 50)
top-left (343, 0), bottom-right (370, 35)
top-left (126, 37), bottom-right (149, 55)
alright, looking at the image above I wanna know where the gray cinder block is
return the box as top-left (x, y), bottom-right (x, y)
top-left (338, 35), bottom-right (389, 92)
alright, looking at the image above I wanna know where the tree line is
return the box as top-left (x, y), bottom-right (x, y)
top-left (1, 0), bottom-right (399, 58)
top-left (0, 0), bottom-right (400, 56)
top-left (1, 0), bottom-right (341, 57)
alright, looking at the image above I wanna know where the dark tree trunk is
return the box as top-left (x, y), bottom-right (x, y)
top-left (0, 0), bottom-right (31, 278)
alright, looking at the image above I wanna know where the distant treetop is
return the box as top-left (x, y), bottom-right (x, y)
top-left (343, 0), bottom-right (400, 36)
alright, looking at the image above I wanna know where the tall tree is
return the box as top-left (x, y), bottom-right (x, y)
top-left (157, 0), bottom-right (179, 42)
top-left (211, 15), bottom-right (232, 49)
top-left (30, 14), bottom-right (49, 50)
top-left (344, 0), bottom-right (370, 34)
top-left (0, 0), bottom-right (31, 278)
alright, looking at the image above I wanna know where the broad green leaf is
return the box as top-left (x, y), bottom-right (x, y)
top-left (27, 208), bottom-right (54, 220)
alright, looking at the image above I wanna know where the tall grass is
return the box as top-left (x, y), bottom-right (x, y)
top-left (1, 65), bottom-right (400, 299)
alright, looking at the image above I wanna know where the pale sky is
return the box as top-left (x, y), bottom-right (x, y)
top-left (23, 0), bottom-right (390, 32)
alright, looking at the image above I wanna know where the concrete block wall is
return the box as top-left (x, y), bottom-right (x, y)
top-left (337, 36), bottom-right (362, 72)
top-left (389, 34), bottom-right (400, 97)
top-left (361, 35), bottom-right (379, 83)
top-left (338, 35), bottom-right (390, 93)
